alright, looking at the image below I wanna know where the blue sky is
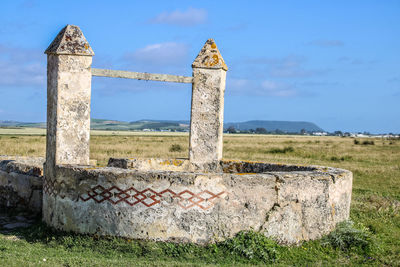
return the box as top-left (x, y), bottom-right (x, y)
top-left (0, 0), bottom-right (399, 133)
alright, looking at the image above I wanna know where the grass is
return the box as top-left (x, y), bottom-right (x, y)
top-left (169, 144), bottom-right (183, 152)
top-left (267, 146), bottom-right (294, 154)
top-left (321, 220), bottom-right (375, 254)
top-left (0, 133), bottom-right (399, 266)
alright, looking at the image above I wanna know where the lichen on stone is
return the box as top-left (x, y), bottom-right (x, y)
top-left (192, 39), bottom-right (228, 70)
top-left (45, 25), bottom-right (94, 56)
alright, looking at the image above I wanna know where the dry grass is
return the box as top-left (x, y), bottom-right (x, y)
top-left (1, 133), bottom-right (399, 196)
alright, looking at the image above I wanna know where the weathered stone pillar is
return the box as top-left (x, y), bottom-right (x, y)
top-left (189, 39), bottom-right (228, 167)
top-left (44, 25), bottom-right (94, 176)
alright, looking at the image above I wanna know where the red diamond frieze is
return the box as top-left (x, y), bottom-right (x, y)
top-left (43, 177), bottom-right (66, 199)
top-left (79, 185), bottom-right (226, 210)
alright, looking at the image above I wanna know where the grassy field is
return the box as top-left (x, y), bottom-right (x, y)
top-left (0, 128), bottom-right (191, 136)
top-left (0, 133), bottom-right (399, 266)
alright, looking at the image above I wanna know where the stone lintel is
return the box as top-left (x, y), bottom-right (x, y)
top-left (192, 39), bottom-right (228, 71)
top-left (92, 68), bottom-right (193, 84)
top-left (45, 25), bottom-right (94, 56)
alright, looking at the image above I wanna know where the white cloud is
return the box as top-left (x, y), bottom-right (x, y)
top-left (261, 80), bottom-right (297, 97)
top-left (150, 8), bottom-right (207, 26)
top-left (244, 55), bottom-right (327, 78)
top-left (124, 42), bottom-right (189, 67)
top-left (267, 58), bottom-right (328, 78)
top-left (228, 78), bottom-right (250, 91)
top-left (92, 42), bottom-right (191, 94)
top-left (0, 44), bottom-right (45, 88)
top-left (227, 78), bottom-right (300, 97)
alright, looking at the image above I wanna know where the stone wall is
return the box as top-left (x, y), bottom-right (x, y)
top-left (0, 156), bottom-right (44, 214)
top-left (0, 153), bottom-right (352, 245)
top-left (42, 159), bottom-right (352, 245)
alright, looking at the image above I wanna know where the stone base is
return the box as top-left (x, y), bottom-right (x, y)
top-left (43, 158), bottom-right (352, 245)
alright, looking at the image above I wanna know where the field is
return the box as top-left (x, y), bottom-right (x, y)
top-left (0, 132), bottom-right (399, 266)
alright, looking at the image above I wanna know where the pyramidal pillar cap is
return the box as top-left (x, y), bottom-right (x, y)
top-left (45, 25), bottom-right (94, 56)
top-left (192, 39), bottom-right (228, 71)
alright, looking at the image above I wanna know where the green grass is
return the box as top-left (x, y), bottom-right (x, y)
top-left (0, 220), bottom-right (377, 266)
top-left (0, 134), bottom-right (399, 266)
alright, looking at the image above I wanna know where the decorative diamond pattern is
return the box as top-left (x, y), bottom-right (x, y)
top-left (43, 177), bottom-right (55, 196)
top-left (43, 177), bottom-right (66, 198)
top-left (79, 185), bottom-right (225, 210)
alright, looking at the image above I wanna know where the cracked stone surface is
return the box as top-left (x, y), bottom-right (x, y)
top-left (45, 50), bottom-right (93, 177)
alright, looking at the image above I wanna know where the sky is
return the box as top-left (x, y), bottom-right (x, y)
top-left (0, 0), bottom-right (399, 133)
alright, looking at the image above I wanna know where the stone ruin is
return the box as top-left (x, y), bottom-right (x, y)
top-left (0, 25), bottom-right (352, 245)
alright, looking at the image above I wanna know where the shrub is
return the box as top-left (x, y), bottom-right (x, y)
top-left (169, 144), bottom-right (183, 152)
top-left (330, 155), bottom-right (352, 162)
top-left (362, 140), bottom-right (375, 145)
top-left (255, 127), bottom-right (268, 134)
top-left (226, 126), bottom-right (237, 133)
top-left (322, 220), bottom-right (375, 254)
top-left (268, 146), bottom-right (294, 154)
top-left (220, 231), bottom-right (280, 263)
top-left (354, 139), bottom-right (374, 145)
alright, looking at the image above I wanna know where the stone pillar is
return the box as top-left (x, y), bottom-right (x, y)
top-left (189, 39), bottom-right (228, 168)
top-left (44, 25), bottom-right (94, 176)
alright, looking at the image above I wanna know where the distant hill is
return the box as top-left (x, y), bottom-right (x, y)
top-left (0, 119), bottom-right (323, 133)
top-left (90, 119), bottom-right (189, 131)
top-left (224, 120), bottom-right (323, 133)
top-left (0, 120), bottom-right (46, 128)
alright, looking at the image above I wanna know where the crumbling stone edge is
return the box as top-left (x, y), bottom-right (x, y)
top-left (0, 156), bottom-right (44, 214)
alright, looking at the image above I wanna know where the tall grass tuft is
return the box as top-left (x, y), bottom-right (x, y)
top-left (169, 144), bottom-right (183, 152)
top-left (322, 220), bottom-right (375, 254)
top-left (219, 231), bottom-right (280, 263)
top-left (268, 146), bottom-right (294, 154)
top-left (362, 140), bottom-right (375, 145)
